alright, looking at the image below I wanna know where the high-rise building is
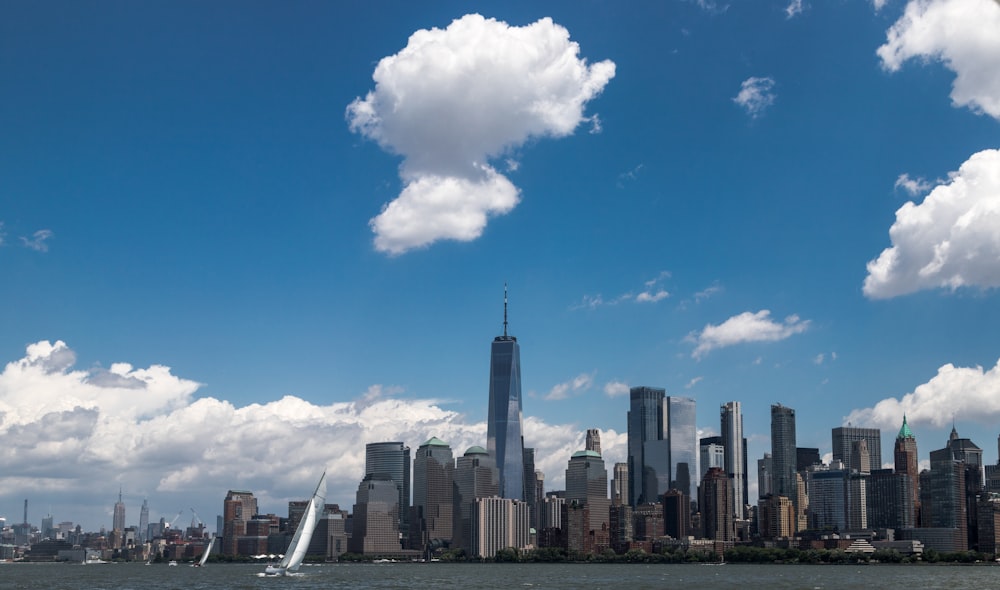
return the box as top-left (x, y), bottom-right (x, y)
top-left (365, 441), bottom-right (411, 546)
top-left (452, 446), bottom-right (499, 553)
top-left (867, 468), bottom-right (914, 530)
top-left (894, 415), bottom-right (920, 525)
top-left (349, 474), bottom-right (401, 555)
top-left (663, 489), bottom-right (690, 538)
top-left (627, 386), bottom-right (669, 506)
top-left (222, 490), bottom-right (258, 556)
top-left (721, 401), bottom-right (747, 520)
top-left (758, 453), bottom-right (773, 498)
top-left (770, 404), bottom-right (798, 517)
top-left (113, 489), bottom-right (126, 534)
top-left (925, 442), bottom-right (968, 550)
top-left (757, 494), bottom-right (795, 539)
top-left (806, 464), bottom-right (848, 531)
top-left (411, 437), bottom-right (454, 552)
top-left (700, 436), bottom-right (726, 485)
top-left (667, 396), bottom-right (698, 502)
top-left (586, 429), bottom-right (602, 455)
top-left (522, 447), bottom-right (539, 529)
top-left (487, 286), bottom-right (525, 500)
top-left (565, 450), bottom-right (610, 534)
top-left (796, 447), bottom-right (821, 472)
top-left (941, 426), bottom-right (983, 550)
top-left (832, 426), bottom-right (882, 474)
top-left (471, 497), bottom-right (530, 558)
top-left (138, 499), bottom-right (149, 544)
top-left (700, 467), bottom-right (734, 542)
top-left (851, 439), bottom-right (872, 475)
top-left (612, 462), bottom-right (628, 506)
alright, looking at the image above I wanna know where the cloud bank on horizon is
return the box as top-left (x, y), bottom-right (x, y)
top-left (846, 358), bottom-right (1000, 431)
top-left (0, 341), bottom-right (624, 529)
top-left (346, 14), bottom-right (615, 255)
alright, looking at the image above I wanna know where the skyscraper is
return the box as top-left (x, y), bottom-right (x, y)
top-left (139, 498), bottom-right (149, 543)
top-left (832, 426), bottom-right (882, 474)
top-left (411, 437), bottom-right (454, 552)
top-left (349, 474), bottom-right (401, 555)
top-left (627, 386), bottom-right (669, 506)
top-left (700, 436), bottom-right (725, 484)
top-left (894, 415), bottom-right (920, 525)
top-left (565, 450), bottom-right (610, 534)
top-left (721, 401), bottom-right (747, 520)
top-left (487, 286), bottom-right (525, 500)
top-left (586, 429), bottom-right (602, 455)
top-left (700, 467), bottom-right (734, 542)
top-left (667, 396), bottom-right (698, 502)
top-left (452, 446), bottom-right (500, 553)
top-left (770, 404), bottom-right (798, 515)
top-left (365, 441), bottom-right (411, 545)
top-left (112, 489), bottom-right (126, 540)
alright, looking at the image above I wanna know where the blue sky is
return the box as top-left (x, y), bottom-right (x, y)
top-left (2, 0), bottom-right (999, 532)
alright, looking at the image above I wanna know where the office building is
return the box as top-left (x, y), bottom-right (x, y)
top-left (894, 415), bottom-right (920, 525)
top-left (586, 429), bottom-right (601, 455)
top-left (832, 426), bottom-right (882, 474)
top-left (487, 286), bottom-right (525, 500)
top-left (612, 462), bottom-right (628, 505)
top-left (700, 436), bottom-right (725, 484)
top-left (770, 404), bottom-right (798, 519)
top-left (867, 468), bottom-right (914, 530)
top-left (138, 499), bottom-right (149, 544)
top-left (721, 401), bottom-right (747, 520)
top-left (700, 467), bottom-right (734, 542)
top-left (565, 450), bottom-right (610, 534)
top-left (796, 447), bottom-right (821, 472)
top-left (668, 396), bottom-right (698, 501)
top-left (627, 386), bottom-right (669, 506)
top-left (471, 497), bottom-right (530, 558)
top-left (349, 474), bottom-right (401, 555)
top-left (452, 446), bottom-right (499, 553)
top-left (758, 453), bottom-right (773, 498)
top-left (222, 490), bottom-right (258, 556)
top-left (411, 437), bottom-right (454, 552)
top-left (365, 441), bottom-right (411, 545)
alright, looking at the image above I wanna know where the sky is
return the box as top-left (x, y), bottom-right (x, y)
top-left (1, 0), bottom-right (999, 533)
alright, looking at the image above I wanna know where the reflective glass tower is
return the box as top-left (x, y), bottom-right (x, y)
top-left (721, 401), bottom-right (747, 520)
top-left (365, 441), bottom-right (411, 544)
top-left (627, 386), bottom-right (669, 506)
top-left (667, 396), bottom-right (697, 501)
top-left (487, 286), bottom-right (525, 500)
top-left (770, 404), bottom-right (798, 506)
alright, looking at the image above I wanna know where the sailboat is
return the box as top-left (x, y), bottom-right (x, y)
top-left (264, 471), bottom-right (327, 576)
top-left (192, 536), bottom-right (215, 567)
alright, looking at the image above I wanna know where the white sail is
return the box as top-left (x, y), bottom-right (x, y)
top-left (196, 536), bottom-right (214, 567)
top-left (266, 471), bottom-right (327, 575)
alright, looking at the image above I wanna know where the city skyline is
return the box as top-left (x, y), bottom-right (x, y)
top-left (2, 0), bottom-right (1000, 531)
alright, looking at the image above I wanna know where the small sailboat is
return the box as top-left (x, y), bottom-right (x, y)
top-left (264, 471), bottom-right (327, 576)
top-left (192, 536), bottom-right (215, 567)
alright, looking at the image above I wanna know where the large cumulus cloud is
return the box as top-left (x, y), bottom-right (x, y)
top-left (878, 0), bottom-right (1000, 120)
top-left (347, 14), bottom-right (615, 254)
top-left (0, 341), bottom-right (623, 531)
top-left (864, 149), bottom-right (1000, 298)
top-left (845, 358), bottom-right (1000, 430)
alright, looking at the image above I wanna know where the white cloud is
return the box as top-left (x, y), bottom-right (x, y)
top-left (688, 310), bottom-right (811, 359)
top-left (347, 14), bottom-right (615, 254)
top-left (603, 380), bottom-right (630, 398)
top-left (544, 372), bottom-right (595, 401)
top-left (877, 0), bottom-right (1000, 120)
top-left (814, 353), bottom-right (825, 365)
top-left (0, 340), bottom-right (614, 531)
top-left (872, 0), bottom-right (889, 10)
top-left (785, 0), bottom-right (805, 18)
top-left (864, 149), bottom-right (1000, 299)
top-left (685, 376), bottom-right (703, 389)
top-left (20, 229), bottom-right (53, 252)
top-left (733, 77), bottom-right (776, 118)
top-left (845, 357), bottom-right (1000, 430)
top-left (894, 173), bottom-right (936, 196)
top-left (575, 272), bottom-right (671, 310)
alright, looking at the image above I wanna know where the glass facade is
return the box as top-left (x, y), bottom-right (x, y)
top-left (627, 386), bottom-right (667, 506)
top-left (488, 335), bottom-right (525, 500)
top-left (365, 441), bottom-right (411, 542)
top-left (667, 396), bottom-right (697, 501)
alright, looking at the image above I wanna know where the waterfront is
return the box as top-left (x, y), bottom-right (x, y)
top-left (4, 561), bottom-right (999, 590)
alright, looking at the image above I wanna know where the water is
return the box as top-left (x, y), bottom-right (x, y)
top-left (3, 561), bottom-right (997, 590)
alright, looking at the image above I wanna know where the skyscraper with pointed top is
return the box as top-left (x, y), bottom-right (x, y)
top-left (487, 285), bottom-right (525, 500)
top-left (894, 414), bottom-right (920, 525)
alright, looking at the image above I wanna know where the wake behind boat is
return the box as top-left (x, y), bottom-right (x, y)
top-left (264, 471), bottom-right (327, 576)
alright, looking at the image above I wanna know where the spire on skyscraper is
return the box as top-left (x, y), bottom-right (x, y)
top-left (897, 414), bottom-right (914, 439)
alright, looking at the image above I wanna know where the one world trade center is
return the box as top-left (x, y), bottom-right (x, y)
top-left (487, 285), bottom-right (525, 500)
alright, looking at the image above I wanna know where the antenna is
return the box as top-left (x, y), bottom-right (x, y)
top-left (503, 283), bottom-right (508, 338)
